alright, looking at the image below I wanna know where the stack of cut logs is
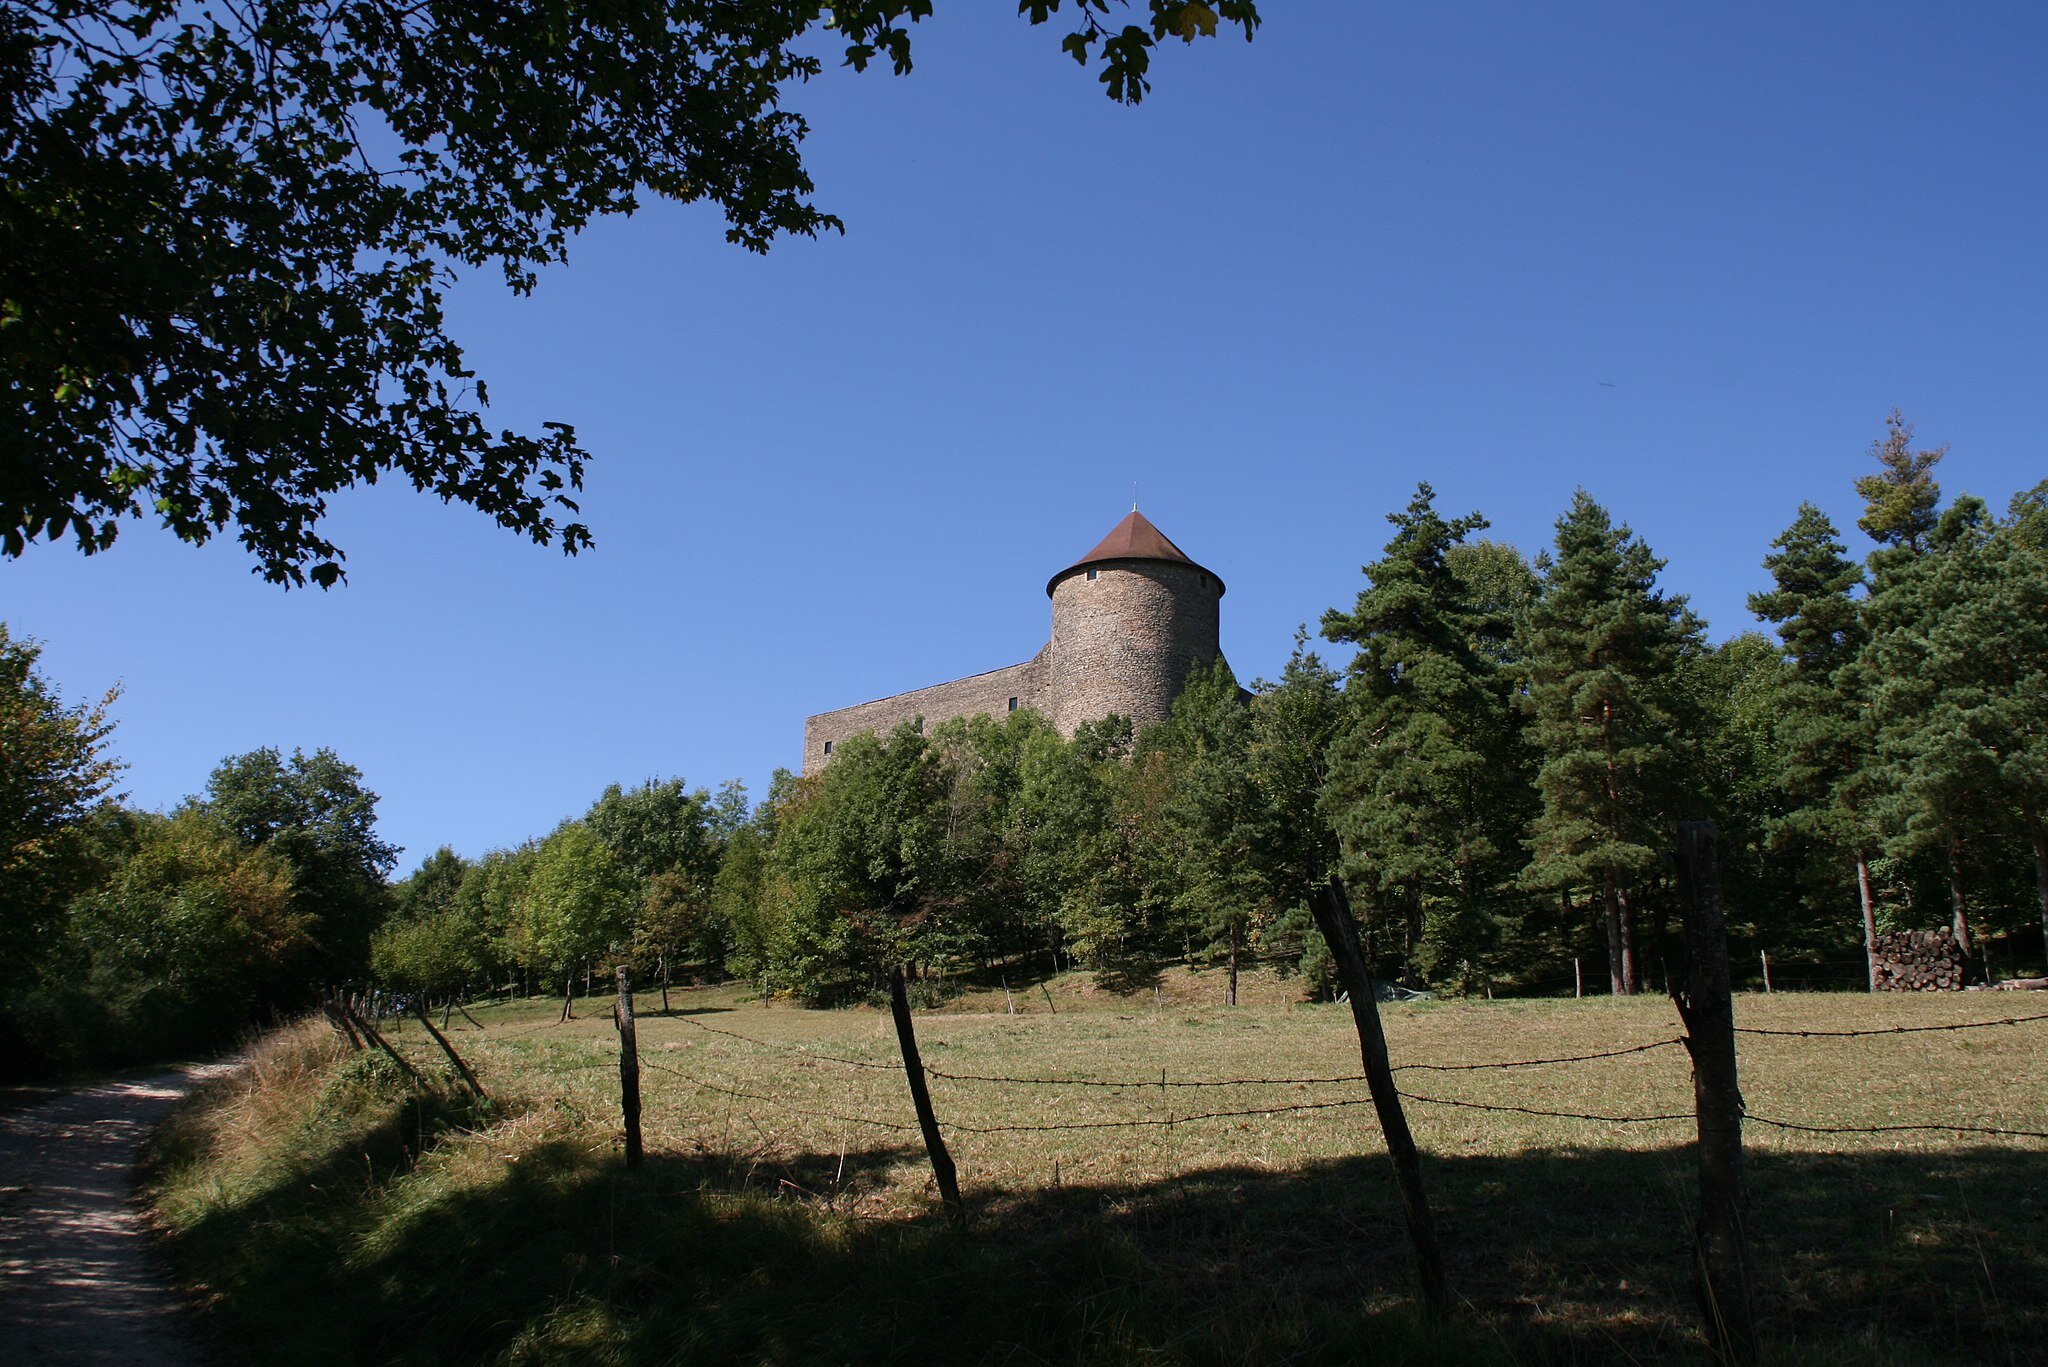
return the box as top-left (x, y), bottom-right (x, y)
top-left (1871, 927), bottom-right (1969, 991)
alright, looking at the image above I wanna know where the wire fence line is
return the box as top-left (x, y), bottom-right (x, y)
top-left (1744, 1112), bottom-right (2048, 1141)
top-left (1733, 1010), bottom-right (2048, 1038)
top-left (473, 1015), bottom-right (585, 1042)
top-left (673, 1013), bottom-right (1690, 1089)
top-left (638, 1056), bottom-right (920, 1134)
top-left (431, 999), bottom-right (2048, 1148)
top-left (1394, 1089), bottom-right (1694, 1126)
top-left (672, 1014), bottom-right (903, 1071)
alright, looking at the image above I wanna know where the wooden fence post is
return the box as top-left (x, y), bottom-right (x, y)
top-left (322, 990), bottom-right (363, 1050)
top-left (1574, 957), bottom-right (1583, 1000)
top-left (1674, 821), bottom-right (1757, 1363)
top-left (615, 965), bottom-right (644, 1170)
top-left (412, 999), bottom-right (489, 1101)
top-left (342, 998), bottom-right (426, 1089)
top-left (1307, 877), bottom-right (1451, 1319)
top-left (888, 967), bottom-right (965, 1229)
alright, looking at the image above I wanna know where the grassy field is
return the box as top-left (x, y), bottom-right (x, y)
top-left (148, 971), bottom-right (2048, 1365)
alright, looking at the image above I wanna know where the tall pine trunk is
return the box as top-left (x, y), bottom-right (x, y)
top-left (2024, 804), bottom-right (2048, 967)
top-left (1855, 849), bottom-right (1879, 993)
top-left (1227, 921), bottom-right (1239, 1007)
top-left (1601, 870), bottom-right (1626, 995)
top-left (1945, 832), bottom-right (1975, 960)
top-left (1616, 878), bottom-right (1641, 995)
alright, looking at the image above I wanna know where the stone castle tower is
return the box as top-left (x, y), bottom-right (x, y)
top-left (803, 509), bottom-right (1226, 771)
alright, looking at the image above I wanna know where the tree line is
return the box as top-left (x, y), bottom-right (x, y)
top-left (363, 412), bottom-right (2048, 1006)
top-left (6, 412), bottom-right (2043, 1072)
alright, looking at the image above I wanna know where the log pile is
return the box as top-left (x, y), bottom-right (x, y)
top-left (1871, 928), bottom-right (1971, 991)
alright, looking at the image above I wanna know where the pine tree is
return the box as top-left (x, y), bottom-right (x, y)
top-left (1747, 504), bottom-right (1881, 985)
top-left (1320, 484), bottom-right (1532, 990)
top-left (1859, 499), bottom-right (1998, 966)
top-left (1854, 409), bottom-right (1946, 555)
top-left (1984, 491), bottom-right (2048, 961)
top-left (1518, 491), bottom-right (1703, 995)
top-left (1867, 496), bottom-right (2048, 967)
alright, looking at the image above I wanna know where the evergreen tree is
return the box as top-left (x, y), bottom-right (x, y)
top-left (1980, 493), bottom-right (2048, 961)
top-left (1747, 504), bottom-right (1882, 985)
top-left (1320, 485), bottom-right (1531, 990)
top-left (1854, 410), bottom-right (1946, 555)
top-left (1518, 491), bottom-right (1702, 995)
top-left (1858, 498), bottom-right (1998, 964)
top-left (1863, 494), bottom-right (2048, 967)
top-left (1679, 633), bottom-right (1786, 949)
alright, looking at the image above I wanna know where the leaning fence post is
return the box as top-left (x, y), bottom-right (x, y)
top-left (1307, 876), bottom-right (1451, 1319)
top-left (342, 998), bottom-right (426, 1089)
top-left (1674, 821), bottom-right (1757, 1363)
top-left (412, 998), bottom-right (489, 1102)
top-left (615, 965), bottom-right (644, 1170)
top-left (888, 966), bottom-right (965, 1229)
top-left (322, 989), bottom-right (363, 1050)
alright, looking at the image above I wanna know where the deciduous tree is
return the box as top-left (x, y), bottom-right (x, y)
top-left (0, 623), bottom-right (122, 974)
top-left (198, 745), bottom-right (398, 980)
top-left (4, 0), bottom-right (1258, 584)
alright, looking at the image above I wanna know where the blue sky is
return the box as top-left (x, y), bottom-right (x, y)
top-left (7, 2), bottom-right (2044, 869)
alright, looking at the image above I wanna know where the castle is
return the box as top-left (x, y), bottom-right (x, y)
top-left (803, 509), bottom-right (1228, 771)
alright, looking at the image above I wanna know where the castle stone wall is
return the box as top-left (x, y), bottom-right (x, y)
top-left (1048, 561), bottom-right (1222, 735)
top-left (802, 649), bottom-right (1048, 773)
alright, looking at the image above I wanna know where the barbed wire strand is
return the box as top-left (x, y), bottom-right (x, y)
top-left (949, 1094), bottom-right (1383, 1134)
top-left (1395, 1089), bottom-right (1694, 1125)
top-left (474, 1015), bottom-right (588, 1041)
top-left (1734, 1010), bottom-right (2048, 1038)
top-left (639, 1056), bottom-right (919, 1133)
top-left (671, 1014), bottom-right (1687, 1089)
top-left (1744, 1112), bottom-right (2048, 1141)
top-left (671, 1014), bottom-right (901, 1071)
top-left (925, 1036), bottom-right (1686, 1088)
top-left (588, 1039), bottom-right (2046, 1143)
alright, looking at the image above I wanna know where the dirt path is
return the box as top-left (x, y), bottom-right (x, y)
top-left (0, 1064), bottom-right (237, 1365)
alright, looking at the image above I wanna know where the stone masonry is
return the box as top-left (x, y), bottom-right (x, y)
top-left (803, 510), bottom-right (1226, 772)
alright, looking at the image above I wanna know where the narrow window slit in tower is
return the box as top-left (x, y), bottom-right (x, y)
top-left (823, 741), bottom-right (832, 756)
top-left (1008, 697), bottom-right (1018, 711)
top-left (1086, 568), bottom-right (1098, 580)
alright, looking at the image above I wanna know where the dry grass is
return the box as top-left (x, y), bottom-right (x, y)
top-left (448, 975), bottom-right (2048, 1191)
top-left (152, 978), bottom-right (2048, 1365)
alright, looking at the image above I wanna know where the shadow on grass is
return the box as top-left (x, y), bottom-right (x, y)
top-left (157, 1092), bottom-right (2045, 1367)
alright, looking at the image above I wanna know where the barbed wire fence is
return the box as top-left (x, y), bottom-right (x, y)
top-left (347, 826), bottom-right (2048, 1361)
